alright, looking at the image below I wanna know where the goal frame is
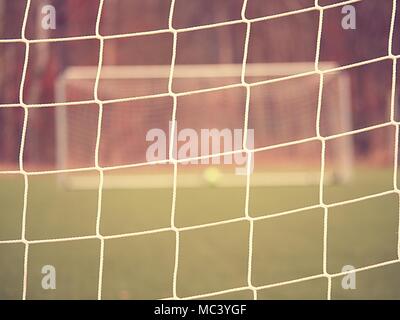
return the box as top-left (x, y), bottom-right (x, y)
top-left (55, 63), bottom-right (354, 189)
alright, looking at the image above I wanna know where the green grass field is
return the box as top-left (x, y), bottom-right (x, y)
top-left (1, 168), bottom-right (400, 300)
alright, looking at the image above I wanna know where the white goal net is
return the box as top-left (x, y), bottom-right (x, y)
top-left (0, 0), bottom-right (399, 301)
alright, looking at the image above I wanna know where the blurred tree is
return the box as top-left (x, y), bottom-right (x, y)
top-left (0, 0), bottom-right (396, 167)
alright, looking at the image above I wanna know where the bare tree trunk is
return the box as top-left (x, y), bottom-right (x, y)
top-left (102, 0), bottom-right (118, 65)
top-left (26, 0), bottom-right (51, 104)
top-left (0, 1), bottom-right (21, 167)
top-left (214, 1), bottom-right (234, 63)
top-left (25, 0), bottom-right (52, 165)
top-left (0, 0), bottom-right (6, 103)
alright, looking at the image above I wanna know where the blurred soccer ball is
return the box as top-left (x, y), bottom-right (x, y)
top-left (203, 167), bottom-right (222, 186)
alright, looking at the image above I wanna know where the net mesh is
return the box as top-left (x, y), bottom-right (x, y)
top-left (0, 0), bottom-right (399, 300)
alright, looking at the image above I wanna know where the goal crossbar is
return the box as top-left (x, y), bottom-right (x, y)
top-left (59, 62), bottom-right (338, 81)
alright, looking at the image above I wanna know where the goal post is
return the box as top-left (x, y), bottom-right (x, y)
top-left (55, 63), bottom-right (354, 189)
